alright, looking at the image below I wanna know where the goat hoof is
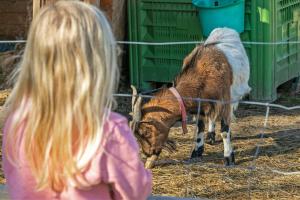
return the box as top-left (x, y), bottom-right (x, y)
top-left (224, 152), bottom-right (235, 166)
top-left (191, 146), bottom-right (204, 158)
top-left (206, 132), bottom-right (216, 145)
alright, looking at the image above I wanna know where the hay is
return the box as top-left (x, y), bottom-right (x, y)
top-left (0, 90), bottom-right (300, 199)
top-left (0, 90), bottom-right (10, 106)
top-left (148, 102), bottom-right (300, 199)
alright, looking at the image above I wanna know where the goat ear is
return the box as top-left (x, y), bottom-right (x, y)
top-left (182, 45), bottom-right (200, 70)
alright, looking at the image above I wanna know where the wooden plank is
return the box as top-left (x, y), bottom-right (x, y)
top-left (111, 0), bottom-right (125, 40)
top-left (0, 0), bottom-right (125, 40)
top-left (0, 24), bottom-right (27, 40)
top-left (101, 0), bottom-right (113, 19)
top-left (0, 13), bottom-right (28, 25)
top-left (0, 1), bottom-right (28, 13)
top-left (0, 0), bottom-right (30, 39)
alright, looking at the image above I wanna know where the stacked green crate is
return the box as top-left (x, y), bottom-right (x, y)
top-left (248, 0), bottom-right (300, 100)
top-left (128, 0), bottom-right (300, 101)
top-left (128, 0), bottom-right (203, 89)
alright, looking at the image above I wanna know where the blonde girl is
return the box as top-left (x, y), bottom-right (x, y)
top-left (2, 1), bottom-right (152, 199)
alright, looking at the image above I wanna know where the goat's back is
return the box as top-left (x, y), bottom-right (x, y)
top-left (176, 45), bottom-right (233, 120)
top-left (205, 28), bottom-right (251, 105)
top-left (178, 45), bottom-right (233, 101)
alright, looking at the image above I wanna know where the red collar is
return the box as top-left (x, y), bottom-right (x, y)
top-left (169, 87), bottom-right (188, 134)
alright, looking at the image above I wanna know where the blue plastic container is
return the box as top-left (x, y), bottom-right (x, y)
top-left (192, 0), bottom-right (245, 36)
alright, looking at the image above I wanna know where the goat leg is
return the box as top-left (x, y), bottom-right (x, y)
top-left (191, 119), bottom-right (205, 159)
top-left (221, 119), bottom-right (235, 166)
top-left (206, 118), bottom-right (216, 145)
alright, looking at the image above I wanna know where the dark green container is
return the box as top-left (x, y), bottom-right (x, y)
top-left (128, 0), bottom-right (300, 101)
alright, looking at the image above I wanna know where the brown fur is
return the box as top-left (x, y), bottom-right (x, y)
top-left (136, 45), bottom-right (233, 157)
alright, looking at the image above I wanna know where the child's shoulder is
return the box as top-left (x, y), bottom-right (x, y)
top-left (104, 112), bottom-right (130, 135)
top-left (104, 112), bottom-right (134, 144)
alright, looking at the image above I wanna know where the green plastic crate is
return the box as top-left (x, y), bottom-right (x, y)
top-left (128, 0), bottom-right (300, 101)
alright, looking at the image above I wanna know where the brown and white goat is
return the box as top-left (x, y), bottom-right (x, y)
top-left (131, 28), bottom-right (250, 168)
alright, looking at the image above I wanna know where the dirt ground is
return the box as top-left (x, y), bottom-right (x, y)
top-left (0, 89), bottom-right (300, 199)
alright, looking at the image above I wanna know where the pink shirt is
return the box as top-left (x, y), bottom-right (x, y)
top-left (2, 111), bottom-right (152, 200)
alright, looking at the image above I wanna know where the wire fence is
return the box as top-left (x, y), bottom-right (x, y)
top-left (115, 93), bottom-right (300, 172)
top-left (3, 40), bottom-right (300, 45)
top-left (1, 39), bottom-right (300, 199)
top-left (114, 92), bottom-right (300, 199)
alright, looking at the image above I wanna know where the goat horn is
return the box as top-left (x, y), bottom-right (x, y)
top-left (145, 155), bottom-right (158, 169)
top-left (131, 85), bottom-right (142, 123)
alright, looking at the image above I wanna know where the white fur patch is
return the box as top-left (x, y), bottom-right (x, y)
top-left (221, 130), bottom-right (233, 157)
top-left (196, 132), bottom-right (204, 148)
top-left (205, 28), bottom-right (251, 113)
top-left (208, 119), bottom-right (215, 132)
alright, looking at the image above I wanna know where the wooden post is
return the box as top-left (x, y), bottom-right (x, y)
top-left (32, 0), bottom-right (42, 19)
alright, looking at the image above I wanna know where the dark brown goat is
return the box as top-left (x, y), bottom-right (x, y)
top-left (131, 45), bottom-right (234, 168)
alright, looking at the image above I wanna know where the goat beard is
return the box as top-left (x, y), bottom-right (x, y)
top-left (144, 139), bottom-right (177, 169)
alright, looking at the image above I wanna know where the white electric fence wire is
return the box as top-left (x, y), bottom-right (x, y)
top-left (114, 94), bottom-right (300, 110)
top-left (3, 40), bottom-right (300, 45)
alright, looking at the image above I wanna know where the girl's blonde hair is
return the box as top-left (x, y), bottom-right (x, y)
top-left (5, 1), bottom-right (119, 192)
